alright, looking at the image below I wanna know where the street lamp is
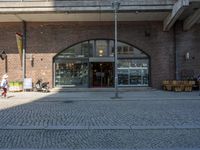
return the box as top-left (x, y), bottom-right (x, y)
top-left (0, 51), bottom-right (7, 60)
top-left (112, 1), bottom-right (120, 98)
top-left (0, 50), bottom-right (7, 73)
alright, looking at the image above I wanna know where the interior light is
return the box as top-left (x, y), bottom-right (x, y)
top-left (99, 49), bottom-right (104, 56)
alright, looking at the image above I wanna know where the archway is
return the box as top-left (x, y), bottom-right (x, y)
top-left (53, 39), bottom-right (150, 88)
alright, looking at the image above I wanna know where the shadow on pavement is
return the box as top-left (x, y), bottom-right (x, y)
top-left (0, 90), bottom-right (200, 149)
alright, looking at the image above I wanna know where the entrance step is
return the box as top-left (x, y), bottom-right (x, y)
top-left (51, 87), bottom-right (153, 92)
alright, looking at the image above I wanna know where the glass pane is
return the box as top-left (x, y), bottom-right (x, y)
top-left (55, 60), bottom-right (88, 87)
top-left (109, 40), bottom-right (114, 57)
top-left (142, 69), bottom-right (149, 85)
top-left (130, 59), bottom-right (149, 67)
top-left (56, 41), bottom-right (89, 59)
top-left (118, 59), bottom-right (149, 86)
top-left (130, 69), bottom-right (141, 85)
top-left (117, 42), bottom-right (148, 58)
top-left (118, 59), bottom-right (130, 68)
top-left (133, 48), bottom-right (148, 58)
top-left (89, 40), bottom-right (94, 57)
top-left (95, 40), bottom-right (107, 57)
top-left (118, 69), bottom-right (129, 85)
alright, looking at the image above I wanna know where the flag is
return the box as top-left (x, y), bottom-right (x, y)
top-left (16, 33), bottom-right (23, 66)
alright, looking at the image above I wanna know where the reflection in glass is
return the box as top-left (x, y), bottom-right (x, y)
top-left (57, 41), bottom-right (89, 58)
top-left (54, 39), bottom-right (150, 87)
top-left (130, 69), bottom-right (141, 84)
top-left (118, 69), bottom-right (129, 85)
top-left (118, 42), bottom-right (147, 58)
top-left (96, 40), bottom-right (107, 57)
top-left (55, 60), bottom-right (88, 87)
top-left (118, 59), bottom-right (149, 86)
top-left (109, 40), bottom-right (114, 56)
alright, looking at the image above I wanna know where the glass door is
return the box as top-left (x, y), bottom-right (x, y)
top-left (91, 62), bottom-right (114, 87)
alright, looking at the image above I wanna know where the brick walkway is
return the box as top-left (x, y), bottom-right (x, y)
top-left (0, 90), bottom-right (200, 149)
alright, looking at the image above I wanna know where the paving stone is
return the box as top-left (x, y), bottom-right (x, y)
top-left (0, 99), bottom-right (200, 128)
top-left (0, 91), bottom-right (200, 149)
top-left (0, 129), bottom-right (200, 149)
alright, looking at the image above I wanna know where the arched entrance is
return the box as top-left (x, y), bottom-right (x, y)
top-left (53, 40), bottom-right (150, 88)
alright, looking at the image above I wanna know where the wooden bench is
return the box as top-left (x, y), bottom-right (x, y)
top-left (163, 80), bottom-right (195, 92)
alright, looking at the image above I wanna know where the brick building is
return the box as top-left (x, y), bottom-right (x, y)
top-left (0, 0), bottom-right (199, 89)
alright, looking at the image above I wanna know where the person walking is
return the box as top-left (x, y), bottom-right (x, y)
top-left (1, 74), bottom-right (8, 98)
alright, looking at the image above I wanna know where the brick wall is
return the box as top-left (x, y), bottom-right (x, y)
top-left (175, 23), bottom-right (200, 80)
top-left (1, 21), bottom-right (197, 89)
top-left (0, 23), bottom-right (23, 81)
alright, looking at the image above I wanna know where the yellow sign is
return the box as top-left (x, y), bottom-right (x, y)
top-left (16, 33), bottom-right (23, 66)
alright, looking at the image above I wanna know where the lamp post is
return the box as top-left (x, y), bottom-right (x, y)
top-left (22, 21), bottom-right (27, 91)
top-left (112, 1), bottom-right (120, 98)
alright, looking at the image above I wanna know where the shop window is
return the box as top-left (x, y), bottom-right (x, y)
top-left (55, 60), bottom-right (88, 87)
top-left (54, 39), bottom-right (150, 87)
top-left (118, 59), bottom-right (149, 86)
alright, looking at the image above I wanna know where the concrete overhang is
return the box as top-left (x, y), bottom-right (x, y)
top-left (0, 0), bottom-right (175, 22)
top-left (183, 1), bottom-right (200, 30)
top-left (163, 0), bottom-right (190, 31)
top-left (0, 12), bottom-right (170, 22)
top-left (163, 0), bottom-right (200, 31)
top-left (0, 0), bottom-right (176, 14)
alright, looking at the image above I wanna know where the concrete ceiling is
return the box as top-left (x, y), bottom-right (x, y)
top-left (180, 2), bottom-right (200, 18)
top-left (0, 12), bottom-right (170, 22)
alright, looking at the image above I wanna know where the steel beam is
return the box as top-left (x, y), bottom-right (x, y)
top-left (163, 0), bottom-right (189, 31)
top-left (183, 8), bottom-right (200, 31)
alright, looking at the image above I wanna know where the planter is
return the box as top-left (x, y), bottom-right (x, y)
top-left (9, 81), bottom-right (23, 92)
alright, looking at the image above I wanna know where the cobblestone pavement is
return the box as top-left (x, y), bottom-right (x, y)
top-left (0, 91), bottom-right (200, 149)
top-left (0, 129), bottom-right (200, 149)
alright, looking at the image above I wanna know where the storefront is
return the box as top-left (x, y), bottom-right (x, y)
top-left (0, 0), bottom-right (199, 90)
top-left (54, 39), bottom-right (149, 88)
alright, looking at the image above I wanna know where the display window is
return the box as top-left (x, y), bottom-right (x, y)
top-left (54, 40), bottom-right (150, 87)
top-left (118, 59), bottom-right (149, 86)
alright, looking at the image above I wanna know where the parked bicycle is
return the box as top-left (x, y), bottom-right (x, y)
top-left (34, 79), bottom-right (50, 92)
